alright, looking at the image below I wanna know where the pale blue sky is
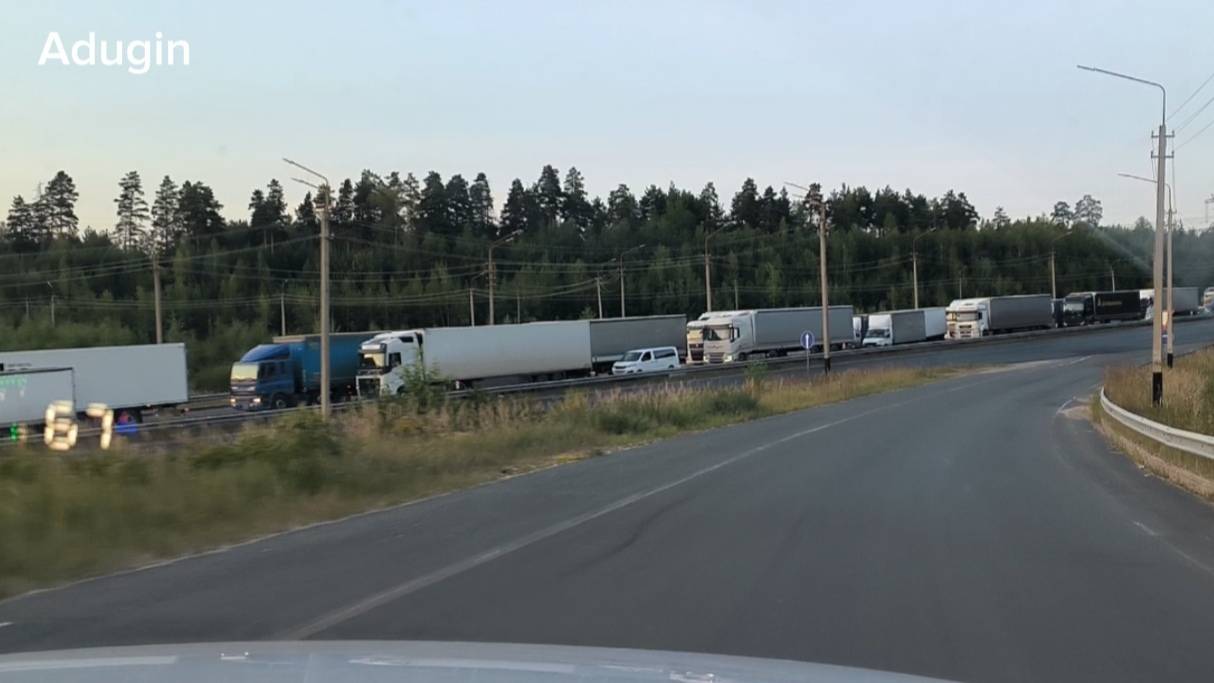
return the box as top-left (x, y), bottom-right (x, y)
top-left (3, 0), bottom-right (1213, 233)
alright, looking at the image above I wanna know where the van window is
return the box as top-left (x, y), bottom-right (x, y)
top-left (656, 349), bottom-right (676, 359)
top-left (641, 351), bottom-right (652, 361)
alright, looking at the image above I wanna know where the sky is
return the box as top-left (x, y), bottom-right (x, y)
top-left (2, 0), bottom-right (1214, 234)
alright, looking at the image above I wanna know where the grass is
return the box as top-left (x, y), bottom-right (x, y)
top-left (1103, 346), bottom-right (1214, 436)
top-left (1097, 345), bottom-right (1214, 500)
top-left (0, 364), bottom-right (954, 598)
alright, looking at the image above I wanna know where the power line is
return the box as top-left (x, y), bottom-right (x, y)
top-left (1169, 68), bottom-right (1214, 121)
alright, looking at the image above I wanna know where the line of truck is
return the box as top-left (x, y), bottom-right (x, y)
top-left (2, 285), bottom-right (1210, 435)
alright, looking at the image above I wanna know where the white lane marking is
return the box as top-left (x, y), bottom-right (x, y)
top-left (281, 371), bottom-right (1019, 639)
top-left (0, 656), bottom-right (176, 672)
top-left (0, 621), bottom-right (11, 629)
top-left (1055, 398), bottom-right (1075, 416)
top-left (1133, 521), bottom-right (1158, 536)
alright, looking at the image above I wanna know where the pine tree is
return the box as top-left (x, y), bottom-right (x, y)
top-left (534, 165), bottom-right (563, 226)
top-left (699, 182), bottom-right (723, 228)
top-left (4, 195), bottom-right (37, 249)
top-left (43, 171), bottom-right (79, 239)
top-left (561, 167), bottom-right (590, 227)
top-left (295, 191), bottom-right (316, 230)
top-left (730, 178), bottom-right (760, 228)
top-left (113, 170), bottom-right (149, 251)
top-left (607, 184), bottom-right (638, 227)
top-left (418, 172), bottom-right (450, 235)
top-left (469, 172), bottom-right (495, 237)
top-left (445, 174), bottom-right (472, 231)
top-left (150, 175), bottom-right (181, 254)
top-left (500, 179), bottom-right (529, 235)
top-left (178, 181), bottom-right (224, 237)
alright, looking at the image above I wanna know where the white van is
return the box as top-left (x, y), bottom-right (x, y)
top-left (611, 346), bottom-right (680, 375)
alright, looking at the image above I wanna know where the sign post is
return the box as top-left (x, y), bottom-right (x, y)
top-left (801, 330), bottom-right (815, 376)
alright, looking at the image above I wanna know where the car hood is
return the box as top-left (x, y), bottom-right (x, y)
top-left (0, 641), bottom-right (958, 683)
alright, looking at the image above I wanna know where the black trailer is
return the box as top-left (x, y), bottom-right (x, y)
top-left (1093, 290), bottom-right (1142, 323)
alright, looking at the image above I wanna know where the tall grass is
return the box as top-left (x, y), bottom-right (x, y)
top-left (1104, 346), bottom-right (1214, 435)
top-left (0, 365), bottom-right (951, 598)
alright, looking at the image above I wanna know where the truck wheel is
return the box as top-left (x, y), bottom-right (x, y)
top-left (270, 394), bottom-right (289, 410)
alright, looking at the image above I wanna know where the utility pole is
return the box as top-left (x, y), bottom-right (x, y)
top-left (616, 244), bottom-right (646, 318)
top-left (46, 281), bottom-right (55, 327)
top-left (285, 157), bottom-right (333, 420)
top-left (595, 277), bottom-right (603, 319)
top-left (152, 251), bottom-right (163, 343)
top-left (1078, 64), bottom-right (1167, 406)
top-left (469, 286), bottom-right (475, 326)
top-left (813, 196), bottom-right (831, 374)
top-left (1117, 170), bottom-right (1174, 376)
top-left (279, 282), bottom-right (287, 336)
top-left (912, 228), bottom-right (936, 309)
top-left (1050, 250), bottom-right (1057, 299)
top-left (733, 280), bottom-right (739, 310)
top-left (703, 225), bottom-right (725, 312)
top-left (1205, 194), bottom-right (1214, 229)
top-left (488, 230), bottom-right (521, 325)
top-left (1110, 264), bottom-right (1116, 290)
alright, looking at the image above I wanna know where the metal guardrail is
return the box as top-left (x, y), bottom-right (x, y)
top-left (1100, 388), bottom-right (1214, 460)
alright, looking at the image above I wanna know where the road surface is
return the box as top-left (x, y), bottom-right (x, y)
top-left (4, 320), bottom-right (1214, 683)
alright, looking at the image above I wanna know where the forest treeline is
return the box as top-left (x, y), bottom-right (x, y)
top-left (3, 165), bottom-right (1211, 389)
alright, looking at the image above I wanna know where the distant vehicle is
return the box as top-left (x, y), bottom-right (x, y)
top-left (0, 343), bottom-right (188, 423)
top-left (1051, 297), bottom-right (1065, 327)
top-left (852, 314), bottom-right (868, 344)
top-left (923, 307), bottom-right (947, 340)
top-left (686, 310), bottom-right (738, 363)
top-left (1171, 286), bottom-right (1201, 315)
top-left (946, 295), bottom-right (1053, 339)
top-left (1139, 289), bottom-right (1155, 320)
top-left (863, 310), bottom-right (925, 347)
top-left (699, 306), bottom-right (855, 362)
top-left (1, 367), bottom-right (75, 430)
top-left (1203, 286), bottom-right (1214, 308)
top-left (356, 316), bottom-right (686, 396)
top-left (612, 346), bottom-right (680, 375)
top-left (230, 332), bottom-right (378, 410)
top-left (1093, 290), bottom-right (1143, 323)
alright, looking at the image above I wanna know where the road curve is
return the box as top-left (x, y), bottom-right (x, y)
top-left (4, 320), bottom-right (1214, 683)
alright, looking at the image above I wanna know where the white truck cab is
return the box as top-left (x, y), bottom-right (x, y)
top-left (356, 330), bottom-right (424, 397)
top-left (862, 314), bottom-right (892, 347)
top-left (611, 346), bottom-right (680, 375)
top-left (699, 312), bottom-right (752, 363)
top-left (945, 298), bottom-right (990, 339)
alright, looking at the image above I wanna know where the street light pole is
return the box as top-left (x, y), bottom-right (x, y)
top-left (1118, 172), bottom-right (1176, 367)
top-left (912, 228), bottom-right (937, 309)
top-left (488, 230), bottom-right (522, 325)
top-left (280, 280), bottom-right (287, 336)
top-left (45, 281), bottom-right (55, 327)
top-left (596, 276), bottom-right (604, 319)
top-left (285, 158), bottom-right (333, 419)
top-left (1048, 232), bottom-right (1071, 300)
top-left (1079, 64), bottom-right (1167, 405)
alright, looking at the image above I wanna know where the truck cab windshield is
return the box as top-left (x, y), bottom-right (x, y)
top-left (703, 326), bottom-right (732, 341)
top-left (952, 312), bottom-right (982, 322)
top-left (360, 352), bottom-right (386, 370)
top-left (866, 329), bottom-right (890, 338)
top-left (230, 362), bottom-right (259, 381)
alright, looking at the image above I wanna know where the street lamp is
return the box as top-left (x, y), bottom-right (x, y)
top-left (1118, 172), bottom-right (1176, 367)
top-left (616, 244), bottom-right (647, 317)
top-left (1078, 64), bottom-right (1168, 405)
top-left (284, 157), bottom-right (333, 420)
top-left (488, 230), bottom-right (522, 325)
top-left (704, 224), bottom-right (727, 312)
top-left (912, 228), bottom-right (938, 309)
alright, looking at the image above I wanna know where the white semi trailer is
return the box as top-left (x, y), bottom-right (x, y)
top-left (698, 306), bottom-right (855, 363)
top-left (356, 315), bottom-right (686, 396)
top-left (0, 344), bottom-right (189, 422)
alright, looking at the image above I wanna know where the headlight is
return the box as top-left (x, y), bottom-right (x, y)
top-left (229, 397), bottom-right (236, 406)
top-left (723, 354), bottom-right (733, 362)
top-left (252, 397), bottom-right (262, 405)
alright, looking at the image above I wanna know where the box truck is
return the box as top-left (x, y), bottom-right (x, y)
top-left (357, 315), bottom-right (685, 395)
top-left (863, 310), bottom-right (925, 347)
top-left (0, 344), bottom-right (188, 422)
top-left (1, 368), bottom-right (76, 431)
top-left (1171, 286), bottom-right (1201, 315)
top-left (699, 306), bottom-right (855, 363)
top-left (946, 295), bottom-right (1053, 339)
top-left (230, 332), bottom-right (380, 410)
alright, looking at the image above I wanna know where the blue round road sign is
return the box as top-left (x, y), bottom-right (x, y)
top-left (801, 330), bottom-right (815, 350)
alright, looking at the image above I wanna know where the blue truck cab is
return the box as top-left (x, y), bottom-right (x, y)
top-left (230, 332), bottom-right (380, 411)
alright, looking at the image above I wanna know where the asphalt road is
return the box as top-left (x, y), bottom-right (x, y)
top-left (4, 319), bottom-right (1214, 683)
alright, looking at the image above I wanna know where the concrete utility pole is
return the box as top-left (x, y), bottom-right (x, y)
top-left (1078, 64), bottom-right (1167, 405)
top-left (285, 158), bottom-right (333, 420)
top-left (468, 287), bottom-right (476, 326)
top-left (703, 225), bottom-right (726, 312)
top-left (279, 281), bottom-right (287, 336)
top-left (1048, 232), bottom-right (1071, 300)
top-left (912, 228), bottom-right (937, 309)
top-left (1110, 264), bottom-right (1116, 290)
top-left (46, 281), bottom-right (55, 327)
top-left (595, 277), bottom-right (604, 319)
top-left (488, 230), bottom-right (521, 325)
top-left (1205, 194), bottom-right (1214, 228)
top-left (616, 244), bottom-right (646, 318)
top-left (152, 251), bottom-right (163, 344)
top-left (1118, 172), bottom-right (1176, 368)
top-left (814, 198), bottom-right (831, 373)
